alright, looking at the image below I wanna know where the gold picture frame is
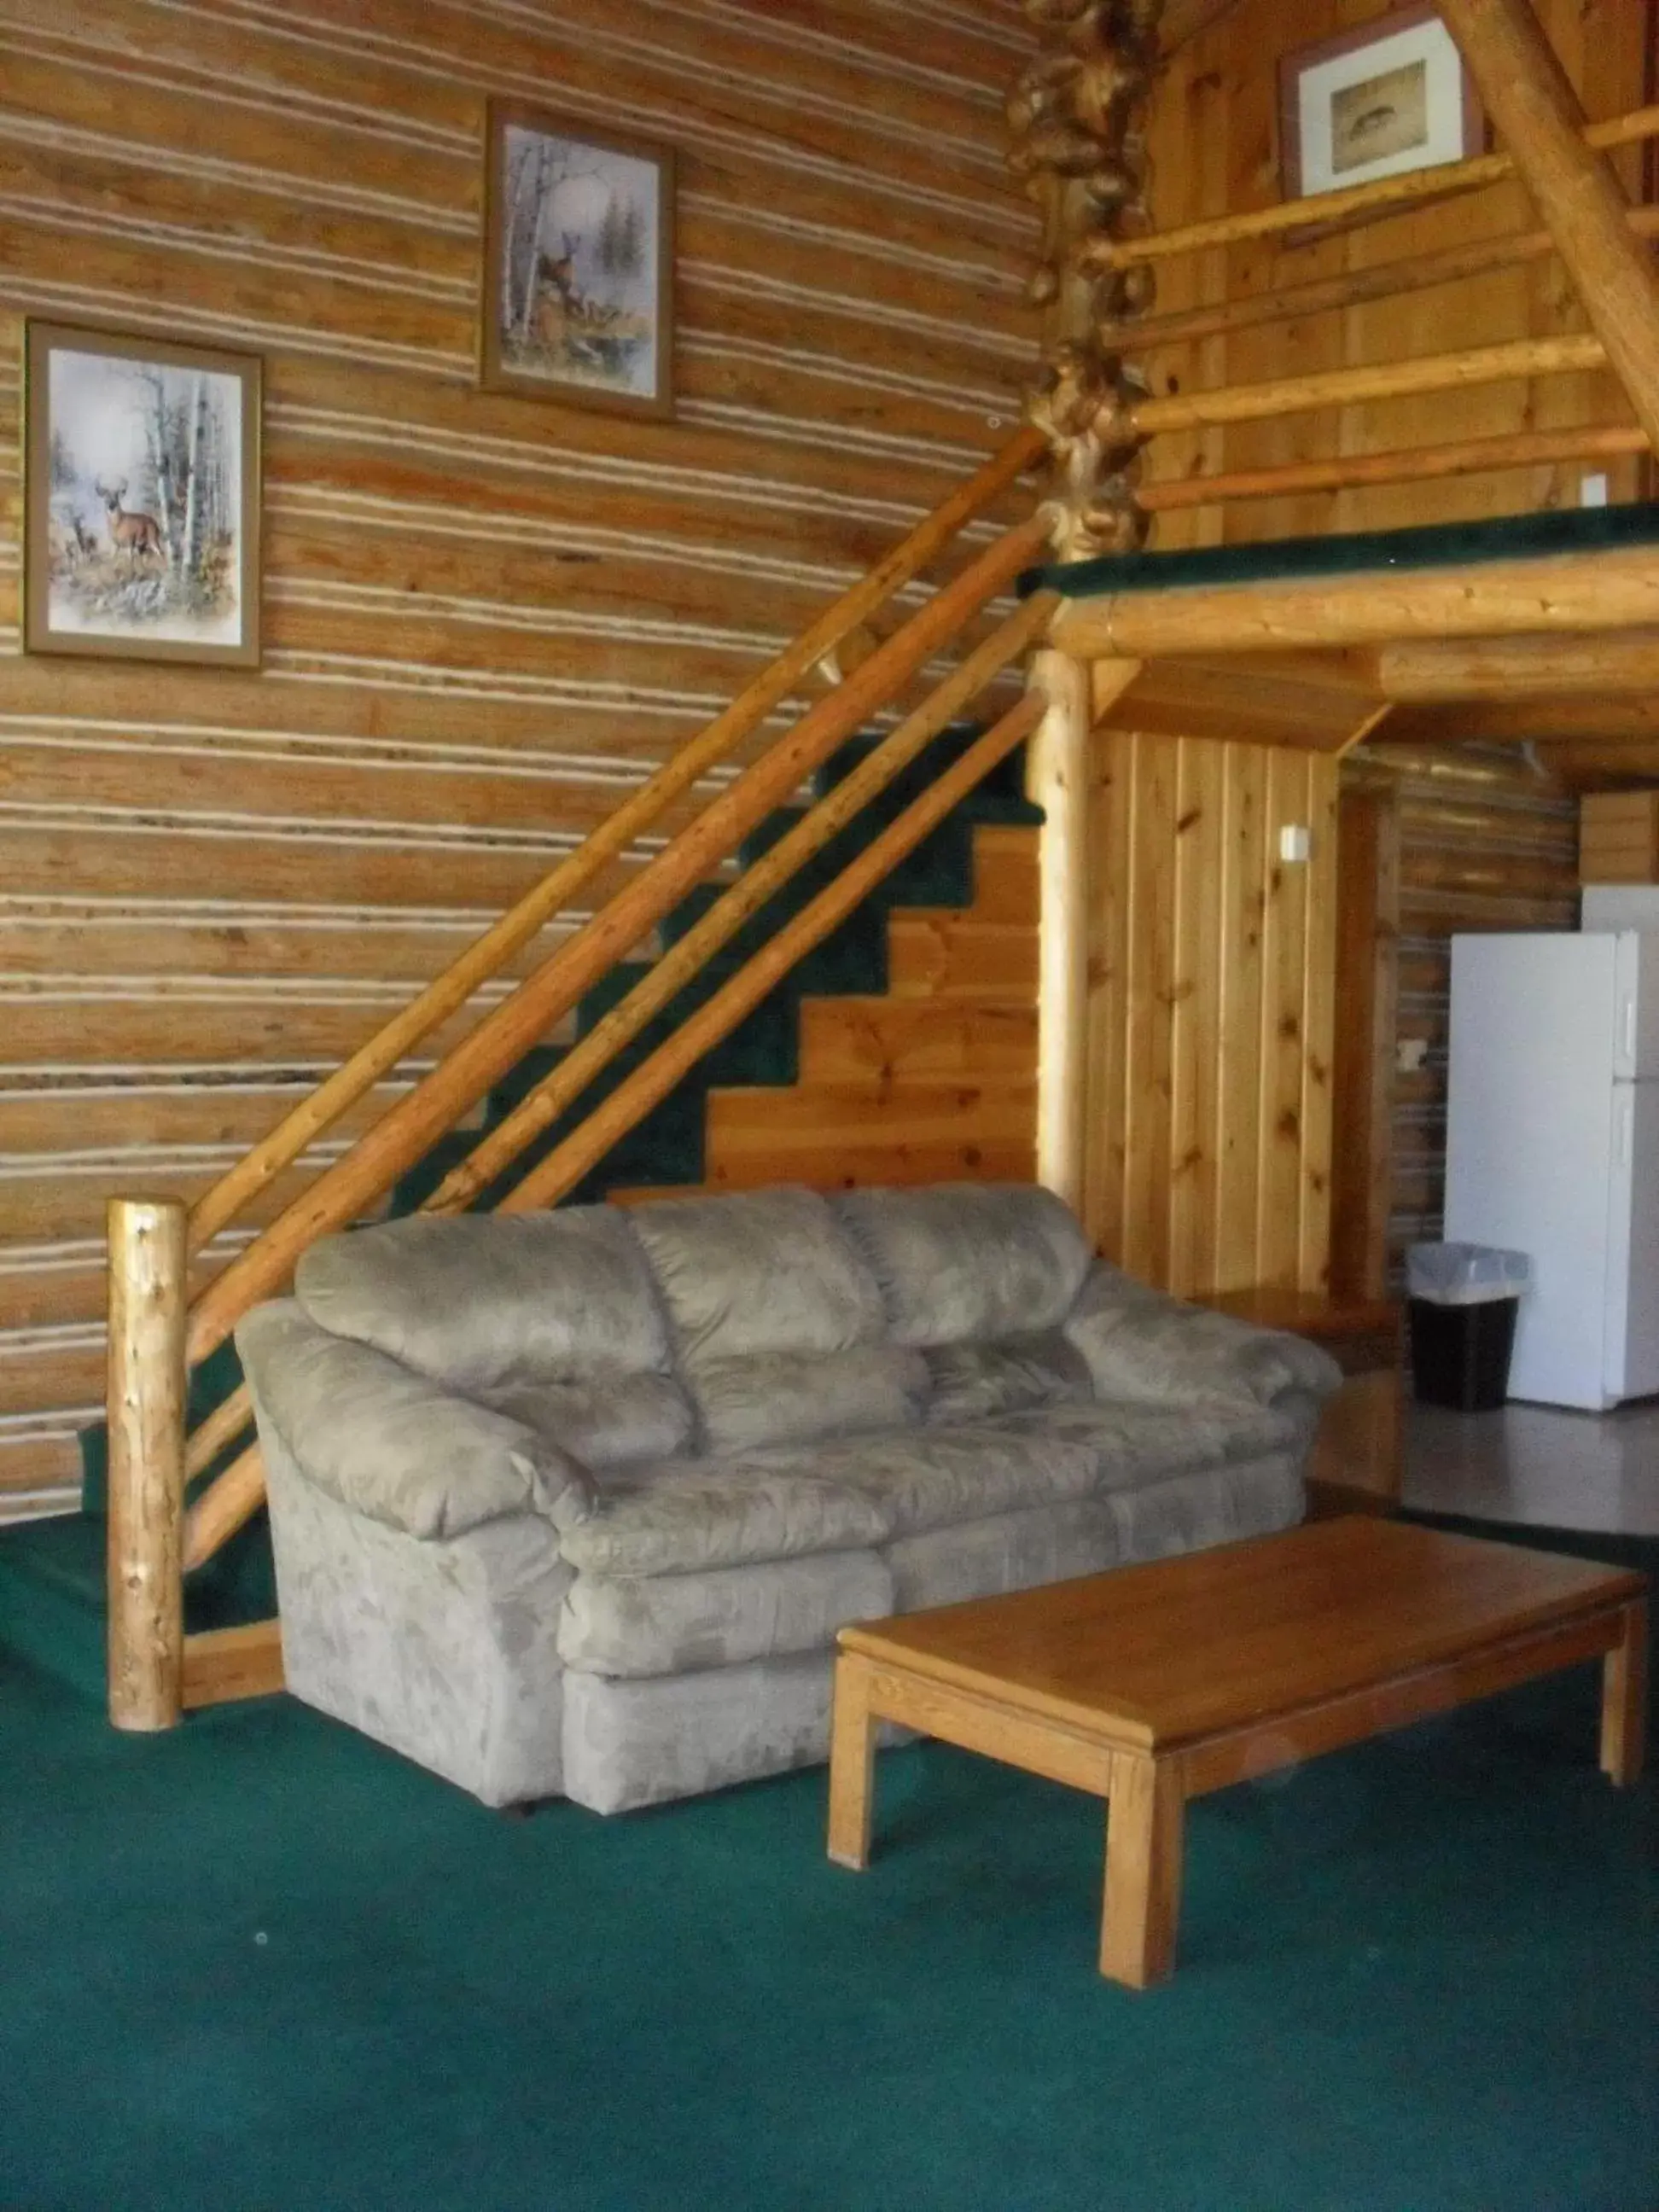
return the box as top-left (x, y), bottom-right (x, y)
top-left (1278, 4), bottom-right (1484, 201)
top-left (23, 320), bottom-right (262, 668)
top-left (481, 99), bottom-right (676, 421)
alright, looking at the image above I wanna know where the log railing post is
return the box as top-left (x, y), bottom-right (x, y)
top-left (106, 1196), bottom-right (189, 1733)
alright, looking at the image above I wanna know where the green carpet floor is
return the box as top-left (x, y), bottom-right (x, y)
top-left (3, 1538), bottom-right (1656, 2211)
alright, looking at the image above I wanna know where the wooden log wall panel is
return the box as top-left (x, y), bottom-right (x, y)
top-left (1343, 740), bottom-right (1579, 1284)
top-left (1084, 731), bottom-right (1336, 1300)
top-left (0, 0), bottom-right (1039, 1516)
top-left (1137, 0), bottom-right (1652, 547)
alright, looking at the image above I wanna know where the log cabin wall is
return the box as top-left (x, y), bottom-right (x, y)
top-left (0, 0), bottom-right (1041, 1522)
top-left (1351, 739), bottom-right (1579, 1287)
top-left (1080, 0), bottom-right (1644, 1301)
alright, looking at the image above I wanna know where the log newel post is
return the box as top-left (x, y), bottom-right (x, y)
top-left (1008, 0), bottom-right (1165, 561)
top-left (106, 1196), bottom-right (189, 1733)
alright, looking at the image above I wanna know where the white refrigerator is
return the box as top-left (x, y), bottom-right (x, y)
top-left (1444, 930), bottom-right (1659, 1411)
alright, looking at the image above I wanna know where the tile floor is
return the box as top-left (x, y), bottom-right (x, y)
top-left (1404, 1397), bottom-right (1659, 1535)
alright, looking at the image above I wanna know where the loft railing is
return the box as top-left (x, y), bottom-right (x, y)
top-left (103, 428), bottom-right (1059, 1730)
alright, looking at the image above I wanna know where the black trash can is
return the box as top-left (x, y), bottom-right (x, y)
top-left (1406, 1243), bottom-right (1530, 1412)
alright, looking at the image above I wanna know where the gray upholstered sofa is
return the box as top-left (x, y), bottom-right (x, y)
top-left (238, 1184), bottom-right (1341, 1814)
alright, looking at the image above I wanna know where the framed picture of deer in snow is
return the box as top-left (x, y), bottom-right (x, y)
top-left (22, 321), bottom-right (262, 667)
top-left (481, 101), bottom-right (675, 420)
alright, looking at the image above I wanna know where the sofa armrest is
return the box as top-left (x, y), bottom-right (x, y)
top-left (236, 1300), bottom-right (593, 1541)
top-left (1062, 1264), bottom-right (1344, 1414)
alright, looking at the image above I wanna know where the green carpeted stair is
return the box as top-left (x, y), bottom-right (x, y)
top-left (0, 731), bottom-right (1039, 1704)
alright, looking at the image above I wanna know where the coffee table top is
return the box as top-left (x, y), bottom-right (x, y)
top-left (838, 1518), bottom-right (1645, 1752)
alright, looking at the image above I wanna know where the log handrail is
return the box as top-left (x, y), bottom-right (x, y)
top-left (1139, 423), bottom-right (1646, 512)
top-left (183, 425), bottom-right (1044, 1257)
top-left (179, 599), bottom-right (1062, 1571)
top-left (1098, 207), bottom-right (1659, 359)
top-left (1082, 101), bottom-right (1659, 272)
top-left (183, 509), bottom-right (1050, 1371)
top-left (1129, 332), bottom-right (1607, 439)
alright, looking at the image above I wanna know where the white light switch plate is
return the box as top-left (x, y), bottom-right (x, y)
top-left (1278, 824), bottom-right (1311, 864)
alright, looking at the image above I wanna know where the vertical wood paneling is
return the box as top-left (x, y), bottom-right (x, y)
top-left (0, 0), bottom-right (1039, 1517)
top-left (1084, 731), bottom-right (1335, 1298)
top-left (1085, 725), bottom-right (1136, 1260)
top-left (1136, 0), bottom-right (1653, 544)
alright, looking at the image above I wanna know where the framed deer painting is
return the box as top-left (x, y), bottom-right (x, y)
top-left (481, 101), bottom-right (676, 420)
top-left (22, 322), bottom-right (262, 667)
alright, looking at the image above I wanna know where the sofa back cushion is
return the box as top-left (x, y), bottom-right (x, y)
top-left (475, 1374), bottom-right (694, 1471)
top-left (691, 1344), bottom-right (929, 1455)
top-left (631, 1186), bottom-right (884, 1362)
top-left (832, 1184), bottom-right (1092, 1348)
top-left (294, 1206), bottom-right (673, 1397)
top-left (922, 1330), bottom-right (1094, 1423)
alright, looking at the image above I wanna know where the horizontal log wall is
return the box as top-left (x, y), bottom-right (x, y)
top-left (1137, 0), bottom-right (1653, 547)
top-left (0, 0), bottom-right (1039, 1521)
top-left (1084, 730), bottom-right (1337, 1299)
top-left (1346, 741), bottom-right (1580, 1285)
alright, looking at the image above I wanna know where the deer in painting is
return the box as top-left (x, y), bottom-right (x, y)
top-left (94, 479), bottom-right (167, 568)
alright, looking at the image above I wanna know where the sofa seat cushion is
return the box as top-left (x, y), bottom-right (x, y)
top-left (990, 1398), bottom-right (1306, 1491)
top-left (559, 1418), bottom-right (1100, 1577)
top-left (557, 1550), bottom-right (892, 1679)
top-left (922, 1331), bottom-right (1093, 1423)
top-left (557, 1452), bottom-right (893, 1578)
top-left (885, 1499), bottom-right (1121, 1614)
top-left (295, 1205), bottom-right (672, 1396)
top-left (632, 1186), bottom-right (884, 1364)
top-left (833, 1184), bottom-right (1091, 1346)
top-left (690, 1345), bottom-right (929, 1455)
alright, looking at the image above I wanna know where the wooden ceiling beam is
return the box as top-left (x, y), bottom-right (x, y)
top-left (1381, 699), bottom-right (1659, 748)
top-left (1378, 630), bottom-right (1659, 702)
top-left (1049, 546), bottom-right (1659, 659)
top-left (1436, 0), bottom-right (1659, 457)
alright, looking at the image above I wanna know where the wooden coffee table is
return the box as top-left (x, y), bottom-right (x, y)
top-left (826, 1517), bottom-right (1647, 1988)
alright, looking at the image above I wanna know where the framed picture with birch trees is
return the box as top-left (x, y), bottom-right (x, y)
top-left (22, 321), bottom-right (262, 668)
top-left (482, 101), bottom-right (676, 420)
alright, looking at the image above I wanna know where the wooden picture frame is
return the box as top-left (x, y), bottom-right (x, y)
top-left (481, 99), bottom-right (676, 421)
top-left (23, 320), bottom-right (262, 668)
top-left (1278, 4), bottom-right (1484, 201)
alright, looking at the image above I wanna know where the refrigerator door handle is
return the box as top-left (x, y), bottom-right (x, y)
top-left (1626, 997), bottom-right (1639, 1068)
top-left (1618, 1091), bottom-right (1633, 1168)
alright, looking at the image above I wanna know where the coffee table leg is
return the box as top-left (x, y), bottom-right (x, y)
top-left (1601, 1598), bottom-right (1648, 1787)
top-left (827, 1650), bottom-right (877, 1870)
top-left (1100, 1751), bottom-right (1185, 1989)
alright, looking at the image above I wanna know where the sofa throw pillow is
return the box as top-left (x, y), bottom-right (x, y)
top-left (923, 1331), bottom-right (1094, 1423)
top-left (832, 1183), bottom-right (1092, 1347)
top-left (236, 1301), bottom-right (594, 1540)
top-left (294, 1205), bottom-right (671, 1394)
top-left (690, 1345), bottom-right (930, 1455)
top-left (480, 1372), bottom-right (694, 1470)
top-left (632, 1185), bottom-right (885, 1363)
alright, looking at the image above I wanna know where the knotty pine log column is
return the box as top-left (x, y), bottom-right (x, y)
top-left (1436, 0), bottom-right (1659, 457)
top-left (1008, 0), bottom-right (1164, 559)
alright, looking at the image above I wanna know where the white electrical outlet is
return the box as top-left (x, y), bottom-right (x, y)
top-left (1278, 824), bottom-right (1311, 864)
top-left (1581, 472), bottom-right (1610, 508)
